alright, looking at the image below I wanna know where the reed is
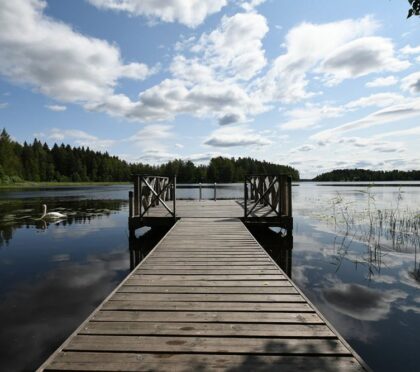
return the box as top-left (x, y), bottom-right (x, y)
top-left (324, 188), bottom-right (420, 278)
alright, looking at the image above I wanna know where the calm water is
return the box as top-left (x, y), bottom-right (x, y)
top-left (0, 183), bottom-right (419, 371)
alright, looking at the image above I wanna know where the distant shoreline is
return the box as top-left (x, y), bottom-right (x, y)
top-left (1, 180), bottom-right (419, 190)
top-left (315, 182), bottom-right (420, 187)
top-left (0, 181), bottom-right (130, 189)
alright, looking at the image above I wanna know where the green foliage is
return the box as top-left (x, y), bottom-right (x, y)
top-left (314, 168), bottom-right (420, 181)
top-left (0, 129), bottom-right (299, 184)
top-left (408, 0), bottom-right (420, 18)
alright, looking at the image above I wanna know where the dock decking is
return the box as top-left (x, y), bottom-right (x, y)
top-left (39, 217), bottom-right (368, 371)
top-left (136, 199), bottom-right (276, 218)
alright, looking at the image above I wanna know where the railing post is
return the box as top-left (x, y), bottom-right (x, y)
top-left (277, 176), bottom-right (281, 216)
top-left (214, 182), bottom-right (217, 201)
top-left (139, 176), bottom-right (143, 218)
top-left (244, 177), bottom-right (248, 218)
top-left (133, 176), bottom-right (139, 216)
top-left (155, 179), bottom-right (160, 206)
top-left (199, 183), bottom-right (202, 201)
top-left (173, 176), bottom-right (176, 218)
top-left (287, 176), bottom-right (292, 217)
top-left (128, 191), bottom-right (133, 218)
top-left (281, 175), bottom-right (287, 216)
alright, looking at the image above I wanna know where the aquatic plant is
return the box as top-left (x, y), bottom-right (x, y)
top-left (329, 188), bottom-right (419, 251)
top-left (320, 187), bottom-right (420, 279)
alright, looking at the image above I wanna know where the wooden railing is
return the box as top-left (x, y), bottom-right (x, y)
top-left (129, 175), bottom-right (176, 219)
top-left (244, 174), bottom-right (292, 218)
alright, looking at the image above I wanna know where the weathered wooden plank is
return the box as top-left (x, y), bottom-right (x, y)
top-left (155, 248), bottom-right (262, 251)
top-left (118, 288), bottom-right (296, 296)
top-left (131, 274), bottom-right (287, 281)
top-left (111, 293), bottom-right (302, 302)
top-left (125, 279), bottom-right (289, 287)
top-left (149, 254), bottom-right (269, 258)
top-left (46, 352), bottom-right (365, 372)
top-left (135, 269), bottom-right (281, 275)
top-left (139, 265), bottom-right (277, 270)
top-left (103, 300), bottom-right (311, 312)
top-left (144, 258), bottom-right (272, 262)
top-left (119, 285), bottom-right (295, 293)
top-left (66, 335), bottom-right (351, 355)
top-left (81, 322), bottom-right (335, 338)
top-left (93, 311), bottom-right (322, 324)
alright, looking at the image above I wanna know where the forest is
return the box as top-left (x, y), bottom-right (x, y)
top-left (0, 129), bottom-right (299, 184)
top-left (314, 168), bottom-right (420, 181)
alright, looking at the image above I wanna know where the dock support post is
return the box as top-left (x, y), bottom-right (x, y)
top-left (173, 176), bottom-right (176, 219)
top-left (214, 182), bottom-right (217, 201)
top-left (287, 176), bottom-right (292, 217)
top-left (128, 191), bottom-right (133, 218)
top-left (244, 178), bottom-right (247, 218)
top-left (199, 183), bottom-right (202, 201)
top-left (133, 175), bottom-right (139, 216)
top-left (139, 176), bottom-right (143, 218)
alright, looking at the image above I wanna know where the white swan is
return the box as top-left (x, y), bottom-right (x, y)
top-left (40, 204), bottom-right (67, 219)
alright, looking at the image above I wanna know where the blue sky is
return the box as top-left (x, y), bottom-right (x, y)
top-left (0, 0), bottom-right (419, 178)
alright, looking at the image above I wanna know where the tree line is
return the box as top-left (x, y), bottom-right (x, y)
top-left (0, 129), bottom-right (299, 184)
top-left (314, 169), bottom-right (420, 181)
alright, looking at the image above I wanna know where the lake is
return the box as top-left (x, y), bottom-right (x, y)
top-left (0, 183), bottom-right (419, 371)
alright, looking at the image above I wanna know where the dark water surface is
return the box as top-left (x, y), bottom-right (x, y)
top-left (0, 183), bottom-right (419, 371)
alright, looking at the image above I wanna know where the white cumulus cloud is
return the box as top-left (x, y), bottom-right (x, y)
top-left (400, 44), bottom-right (420, 55)
top-left (255, 16), bottom-right (379, 103)
top-left (204, 125), bottom-right (272, 147)
top-left (280, 104), bottom-right (345, 130)
top-left (45, 104), bottom-right (67, 112)
top-left (192, 12), bottom-right (269, 80)
top-left (401, 72), bottom-right (420, 94)
top-left (87, 0), bottom-right (227, 28)
top-left (366, 75), bottom-right (398, 88)
top-left (312, 98), bottom-right (420, 141)
top-left (47, 128), bottom-right (116, 150)
top-left (319, 37), bottom-right (409, 85)
top-left (0, 1), bottom-right (152, 105)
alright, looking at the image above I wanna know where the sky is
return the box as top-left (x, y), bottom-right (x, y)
top-left (0, 0), bottom-right (419, 179)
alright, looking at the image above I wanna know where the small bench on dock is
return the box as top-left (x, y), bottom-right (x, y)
top-left (38, 175), bottom-right (369, 371)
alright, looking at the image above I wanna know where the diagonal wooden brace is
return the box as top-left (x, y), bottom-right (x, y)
top-left (141, 179), bottom-right (173, 217)
top-left (246, 178), bottom-right (278, 217)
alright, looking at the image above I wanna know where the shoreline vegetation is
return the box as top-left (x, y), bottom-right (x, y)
top-left (1, 180), bottom-right (420, 190)
top-left (0, 129), bottom-right (298, 185)
top-left (314, 169), bottom-right (420, 181)
top-left (0, 181), bottom-right (130, 189)
top-left (1, 129), bottom-right (419, 186)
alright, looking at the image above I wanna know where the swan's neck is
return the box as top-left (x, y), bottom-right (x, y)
top-left (41, 205), bottom-right (47, 218)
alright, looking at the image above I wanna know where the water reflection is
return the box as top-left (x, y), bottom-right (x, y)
top-left (128, 225), bottom-right (173, 270)
top-left (246, 224), bottom-right (293, 278)
top-left (292, 215), bottom-right (420, 371)
top-left (0, 183), bottom-right (419, 372)
top-left (0, 198), bottom-right (130, 371)
top-left (0, 199), bottom-right (122, 247)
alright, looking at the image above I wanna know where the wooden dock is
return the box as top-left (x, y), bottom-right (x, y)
top-left (39, 175), bottom-right (369, 371)
top-left (39, 217), bottom-right (368, 371)
top-left (128, 174), bottom-right (294, 232)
